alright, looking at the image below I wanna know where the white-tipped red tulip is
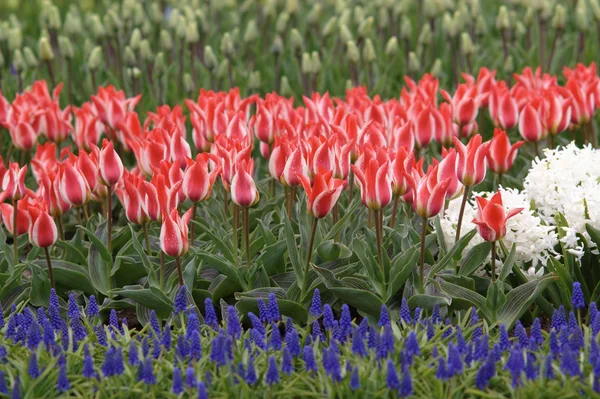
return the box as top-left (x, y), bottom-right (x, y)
top-left (159, 208), bottom-right (193, 286)
top-left (30, 208), bottom-right (58, 287)
top-left (230, 159), bottom-right (259, 268)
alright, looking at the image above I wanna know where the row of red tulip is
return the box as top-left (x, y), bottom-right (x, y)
top-left (0, 63), bottom-right (596, 290)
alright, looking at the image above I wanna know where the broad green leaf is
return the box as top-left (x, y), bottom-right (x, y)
top-left (437, 279), bottom-right (489, 321)
top-left (546, 257), bottom-right (573, 309)
top-left (55, 240), bottom-right (87, 266)
top-left (429, 229), bottom-right (476, 278)
top-left (112, 285), bottom-right (174, 319)
top-left (353, 238), bottom-right (384, 295)
top-left (284, 216), bottom-right (303, 289)
top-left (386, 246), bottom-right (419, 301)
top-left (236, 297), bottom-right (308, 324)
top-left (33, 259), bottom-right (95, 294)
top-left (322, 201), bottom-right (360, 242)
top-left (485, 281), bottom-right (506, 322)
top-left (83, 221), bottom-right (111, 296)
top-left (195, 249), bottom-right (244, 289)
top-left (498, 243), bottom-right (517, 281)
top-left (458, 242), bottom-right (492, 277)
top-left (496, 274), bottom-right (557, 329)
top-left (408, 294), bottom-right (451, 310)
top-left (433, 216), bottom-right (448, 256)
top-left (257, 240), bottom-right (287, 275)
top-left (28, 263), bottom-right (51, 307)
top-left (128, 225), bottom-right (159, 288)
top-left (192, 220), bottom-right (235, 262)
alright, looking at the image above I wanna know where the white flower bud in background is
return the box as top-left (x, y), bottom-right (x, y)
top-left (88, 14), bottom-right (105, 40)
top-left (515, 22), bottom-right (526, 40)
top-left (346, 40), bottom-right (360, 64)
top-left (552, 5), bottom-right (566, 29)
top-left (168, 9), bottom-right (182, 31)
top-left (196, 10), bottom-right (208, 34)
top-left (460, 32), bottom-right (474, 56)
top-left (0, 52), bottom-right (4, 68)
top-left (338, 9), bottom-right (351, 27)
top-left (13, 49), bottom-right (25, 72)
top-left (64, 8), bottom-right (82, 36)
top-left (276, 13), bottom-right (290, 34)
top-left (408, 51), bottom-right (420, 73)
top-left (363, 39), bottom-right (376, 63)
top-left (442, 13), bottom-right (457, 38)
top-left (124, 46), bottom-right (136, 67)
top-left (186, 22), bottom-right (200, 44)
top-left (308, 3), bottom-right (322, 25)
top-left (271, 35), bottom-right (284, 56)
top-left (290, 29), bottom-right (304, 54)
top-left (590, 0), bottom-right (600, 22)
top-left (418, 24), bottom-right (432, 47)
top-left (84, 39), bottom-right (93, 60)
top-left (339, 24), bottom-right (353, 43)
top-left (431, 58), bottom-right (442, 78)
top-left (129, 28), bottom-right (142, 51)
top-left (523, 7), bottom-right (535, 27)
top-left (88, 46), bottom-right (103, 71)
top-left (221, 32), bottom-right (235, 58)
top-left (38, 36), bottom-right (54, 61)
top-left (322, 16), bottom-right (337, 37)
top-left (149, 3), bottom-right (162, 24)
top-left (183, 73), bottom-right (194, 92)
top-left (504, 55), bottom-right (514, 75)
top-left (378, 7), bottom-right (390, 29)
top-left (0, 22), bottom-right (7, 42)
top-left (175, 18), bottom-right (187, 40)
top-left (217, 58), bottom-right (229, 79)
top-left (248, 71), bottom-right (261, 90)
top-left (47, 4), bottom-right (62, 30)
top-left (154, 52), bottom-right (166, 76)
top-left (58, 36), bottom-right (74, 59)
top-left (385, 36), bottom-right (399, 56)
top-left (139, 39), bottom-right (153, 63)
top-left (204, 46), bottom-right (218, 70)
top-left (358, 16), bottom-right (374, 38)
top-left (23, 47), bottom-right (38, 68)
top-left (475, 15), bottom-right (487, 37)
top-left (496, 6), bottom-right (510, 31)
top-left (471, 0), bottom-right (481, 19)
top-left (423, 0), bottom-right (438, 20)
top-left (105, 9), bottom-right (121, 33)
top-left (353, 6), bottom-right (365, 25)
top-left (345, 79), bottom-right (353, 90)
top-left (7, 28), bottom-right (22, 51)
top-left (301, 52), bottom-right (312, 74)
top-left (243, 19), bottom-right (259, 43)
top-left (576, 2), bottom-right (589, 31)
top-left (280, 76), bottom-right (293, 97)
top-left (160, 30), bottom-right (173, 51)
top-left (286, 0), bottom-right (298, 16)
top-left (311, 51), bottom-right (321, 73)
top-left (400, 16), bottom-right (412, 41)
top-left (122, 0), bottom-right (135, 21)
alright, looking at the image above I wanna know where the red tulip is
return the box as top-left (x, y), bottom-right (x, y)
top-left (39, 171), bottom-right (70, 217)
top-left (543, 92), bottom-right (572, 135)
top-left (182, 154), bottom-right (222, 203)
top-left (405, 165), bottom-right (451, 219)
top-left (298, 168), bottom-right (345, 219)
top-left (8, 122), bottom-right (37, 152)
top-left (433, 148), bottom-right (462, 200)
top-left (281, 146), bottom-right (307, 187)
top-left (472, 191), bottom-right (523, 242)
top-left (99, 139), bottom-right (124, 187)
top-left (414, 106), bottom-right (436, 149)
top-left (76, 150), bottom-right (99, 194)
top-left (252, 104), bottom-right (274, 144)
top-left (487, 129), bottom-right (525, 175)
top-left (0, 163), bottom-right (28, 202)
top-left (453, 134), bottom-right (491, 187)
top-left (351, 153), bottom-right (392, 211)
top-left (390, 147), bottom-right (413, 197)
top-left (231, 160), bottom-right (260, 207)
top-left (72, 105), bottom-right (102, 151)
top-left (441, 84), bottom-right (480, 126)
top-left (0, 200), bottom-right (30, 236)
top-left (29, 209), bottom-right (58, 248)
top-left (159, 208), bottom-right (193, 258)
top-left (115, 172), bottom-right (148, 225)
top-left (58, 161), bottom-right (90, 207)
top-left (268, 137), bottom-right (290, 181)
top-left (490, 90), bottom-right (519, 130)
top-left (518, 103), bottom-right (545, 142)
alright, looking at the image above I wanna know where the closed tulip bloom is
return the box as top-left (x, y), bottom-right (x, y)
top-left (231, 160), bottom-right (260, 207)
top-left (252, 104), bottom-right (274, 144)
top-left (0, 163), bottom-right (28, 202)
top-left (442, 84), bottom-right (480, 127)
top-left (491, 91), bottom-right (519, 130)
top-left (518, 104), bottom-right (545, 142)
top-left (160, 208), bottom-right (193, 258)
top-left (9, 123), bottom-right (37, 152)
top-left (281, 147), bottom-right (307, 187)
top-left (39, 172), bottom-right (70, 217)
top-left (407, 166), bottom-right (451, 219)
top-left (544, 92), bottom-right (572, 136)
top-left (390, 147), bottom-right (413, 197)
top-left (434, 149), bottom-right (462, 200)
top-left (182, 154), bottom-right (222, 203)
top-left (487, 129), bottom-right (525, 175)
top-left (76, 151), bottom-right (99, 194)
top-left (268, 138), bottom-right (290, 181)
top-left (351, 156), bottom-right (392, 211)
top-left (99, 139), bottom-right (124, 186)
top-left (298, 168), bottom-right (345, 219)
top-left (0, 201), bottom-right (30, 236)
top-left (29, 210), bottom-right (57, 248)
top-left (472, 191), bottom-right (523, 242)
top-left (58, 161), bottom-right (90, 207)
top-left (453, 134), bottom-right (490, 187)
top-left (414, 106), bottom-right (436, 149)
top-left (118, 178), bottom-right (148, 225)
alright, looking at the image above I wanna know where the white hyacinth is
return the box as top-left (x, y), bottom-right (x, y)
top-left (524, 142), bottom-right (600, 255)
top-left (436, 187), bottom-right (559, 270)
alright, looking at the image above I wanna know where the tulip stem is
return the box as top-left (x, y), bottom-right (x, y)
top-left (175, 256), bottom-right (184, 286)
top-left (142, 222), bottom-right (151, 255)
top-left (56, 216), bottom-right (64, 241)
top-left (44, 246), bottom-right (55, 288)
top-left (107, 187), bottom-right (112, 254)
top-left (454, 186), bottom-right (471, 244)
top-left (160, 252), bottom-right (165, 289)
top-left (533, 141), bottom-right (539, 158)
top-left (390, 197), bottom-right (400, 228)
top-left (301, 217), bottom-right (318, 300)
top-left (233, 203), bottom-right (239, 267)
top-left (420, 216), bottom-right (427, 292)
top-left (497, 173), bottom-right (503, 189)
top-left (374, 210), bottom-right (384, 275)
top-left (243, 207), bottom-right (251, 267)
top-left (190, 203), bottom-right (197, 245)
top-left (332, 204), bottom-right (339, 242)
top-left (287, 186), bottom-right (297, 220)
top-left (491, 241), bottom-right (496, 282)
top-left (348, 170), bottom-right (354, 205)
top-left (12, 198), bottom-right (18, 264)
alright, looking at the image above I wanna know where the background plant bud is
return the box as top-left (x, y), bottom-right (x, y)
top-left (168, 9), bottom-right (182, 30)
top-left (496, 6), bottom-right (510, 31)
top-left (286, 0), bottom-right (298, 15)
top-left (84, 38), bottom-right (93, 59)
top-left (576, 4), bottom-right (589, 31)
top-left (47, 4), bottom-right (61, 30)
top-left (338, 9), bottom-right (350, 26)
top-left (176, 19), bottom-right (187, 40)
top-left (276, 12), bottom-right (290, 34)
top-left (149, 3), bottom-right (162, 24)
top-left (504, 55), bottom-right (514, 75)
top-left (38, 37), bottom-right (54, 61)
top-left (308, 3), bottom-right (322, 24)
top-left (475, 15), bottom-right (486, 36)
top-left (221, 33), bottom-right (235, 58)
top-left (346, 40), bottom-right (360, 64)
top-left (591, 0), bottom-right (600, 21)
top-left (183, 73), bottom-right (194, 92)
top-left (408, 51), bottom-right (420, 73)
top-left (124, 46), bottom-right (136, 67)
top-left (196, 10), bottom-right (208, 34)
top-left (280, 76), bottom-right (293, 97)
top-left (0, 52), bottom-right (4, 68)
top-left (23, 47), bottom-right (38, 68)
top-left (186, 22), bottom-right (200, 44)
top-left (552, 5), bottom-right (566, 29)
top-left (0, 22), bottom-right (6, 42)
top-left (243, 19), bottom-right (259, 43)
top-left (378, 7), bottom-right (390, 29)
top-left (418, 24), bottom-right (432, 46)
top-left (353, 6), bottom-right (365, 25)
top-left (204, 46), bottom-right (218, 70)
top-left (139, 40), bottom-right (153, 63)
top-left (363, 39), bottom-right (376, 63)
top-left (339, 23), bottom-right (353, 43)
top-left (248, 71), bottom-right (261, 89)
top-left (385, 36), bottom-right (399, 56)
top-left (105, 9), bottom-right (121, 32)
top-left (431, 58), bottom-right (442, 77)
top-left (515, 22), bottom-right (526, 40)
top-left (129, 28), bottom-right (142, 51)
top-left (311, 51), bottom-right (321, 73)
top-left (290, 28), bottom-right (304, 54)
top-left (88, 15), bottom-right (105, 39)
top-left (442, 13), bottom-right (456, 38)
top-left (64, 10), bottom-right (82, 36)
top-left (423, 0), bottom-right (437, 19)
top-left (12, 49), bottom-right (25, 72)
top-left (88, 46), bottom-right (103, 71)
top-left (400, 16), bottom-right (412, 40)
top-left (153, 52), bottom-right (165, 75)
top-left (357, 16), bottom-right (374, 38)
top-left (217, 58), bottom-right (229, 79)
top-left (301, 52), bottom-right (312, 74)
top-left (160, 30), bottom-right (173, 50)
top-left (523, 7), bottom-right (535, 27)
top-left (7, 28), bottom-right (22, 51)
top-left (270, 36), bottom-right (283, 57)
top-left (460, 32), bottom-right (474, 56)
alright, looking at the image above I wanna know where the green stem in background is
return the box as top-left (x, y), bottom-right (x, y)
top-left (390, 196), bottom-right (400, 228)
top-left (233, 203), bottom-right (239, 267)
top-left (491, 240), bottom-right (496, 282)
top-left (44, 246), bottom-right (55, 288)
top-left (348, 170), bottom-right (354, 205)
top-left (332, 203), bottom-right (339, 242)
top-left (56, 216), bottom-right (64, 241)
top-left (175, 256), bottom-right (184, 286)
top-left (287, 186), bottom-right (297, 220)
top-left (243, 206), bottom-right (251, 267)
top-left (160, 251), bottom-right (165, 290)
top-left (374, 209), bottom-right (384, 275)
top-left (12, 198), bottom-right (17, 263)
top-left (419, 216), bottom-right (428, 292)
top-left (142, 222), bottom-right (151, 255)
top-left (301, 217), bottom-right (318, 300)
top-left (454, 185), bottom-right (471, 244)
top-left (107, 187), bottom-right (113, 254)
top-left (548, 134), bottom-right (555, 150)
top-left (189, 203), bottom-right (197, 245)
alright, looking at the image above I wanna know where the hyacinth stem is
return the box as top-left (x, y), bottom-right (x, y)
top-left (419, 216), bottom-right (427, 291)
top-left (160, 252), bottom-right (165, 290)
top-left (301, 217), bottom-right (318, 300)
top-left (44, 246), bottom-right (55, 288)
top-left (175, 256), bottom-right (184, 286)
top-left (190, 203), bottom-right (197, 245)
top-left (390, 197), bottom-right (400, 228)
top-left (374, 210), bottom-right (384, 275)
top-left (233, 203), bottom-right (239, 267)
top-left (12, 198), bottom-right (18, 263)
top-left (107, 187), bottom-right (113, 254)
top-left (455, 186), bottom-right (471, 244)
top-left (142, 222), bottom-right (151, 255)
top-left (491, 241), bottom-right (496, 282)
top-left (243, 207), bottom-right (251, 267)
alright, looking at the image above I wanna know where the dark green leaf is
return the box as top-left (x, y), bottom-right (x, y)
top-left (485, 281), bottom-right (506, 323)
top-left (84, 221), bottom-right (111, 295)
top-left (429, 229), bottom-right (476, 278)
top-left (407, 294), bottom-right (451, 310)
top-left (112, 285), bottom-right (174, 319)
top-left (236, 297), bottom-right (308, 324)
top-left (284, 217), bottom-right (303, 290)
top-left (28, 263), bottom-right (51, 307)
top-left (498, 243), bottom-right (517, 281)
top-left (437, 279), bottom-right (489, 321)
top-left (458, 242), bottom-right (492, 277)
top-left (195, 249), bottom-right (244, 288)
top-left (386, 246), bottom-right (419, 301)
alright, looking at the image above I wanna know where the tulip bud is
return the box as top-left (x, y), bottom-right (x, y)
top-left (339, 24), bottom-right (353, 43)
top-left (23, 47), bottom-right (38, 68)
top-left (149, 3), bottom-right (162, 24)
top-left (64, 10), bottom-right (82, 36)
top-left (248, 71), bottom-right (261, 90)
top-left (358, 16), bottom-right (374, 38)
top-left (385, 37), bottom-right (399, 57)
top-left (104, 10), bottom-right (120, 34)
top-left (7, 28), bottom-right (22, 51)
top-left (276, 12), bottom-right (290, 34)
top-left (217, 59), bottom-right (229, 79)
top-left (280, 76), bottom-right (293, 97)
top-left (400, 16), bottom-right (412, 40)
top-left (129, 28), bottom-right (142, 51)
top-left (431, 58), bottom-right (442, 77)
top-left (139, 39), bottom-right (153, 63)
top-left (552, 5), bottom-right (567, 29)
top-left (301, 52), bottom-right (312, 74)
top-left (186, 22), bottom-right (200, 44)
top-left (271, 35), bottom-right (284, 56)
top-left (160, 30), bottom-right (173, 50)
top-left (475, 15), bottom-right (487, 36)
top-left (221, 32), bottom-right (235, 58)
top-left (58, 36), bottom-right (74, 59)
top-left (308, 3), bottom-right (322, 24)
top-left (311, 51), bottom-right (321, 73)
top-left (523, 7), bottom-right (535, 27)
top-left (290, 29), bottom-right (304, 55)
top-left (0, 52), bottom-right (4, 69)
top-left (322, 16), bottom-right (337, 37)
top-left (286, 0), bottom-right (298, 15)
top-left (124, 46), bottom-right (136, 67)
top-left (496, 6), bottom-right (510, 31)
top-left (418, 24), bottom-right (432, 46)
top-left (514, 22), bottom-right (526, 40)
top-left (346, 41), bottom-right (360, 64)
top-left (47, 4), bottom-right (62, 30)
top-left (423, 0), bottom-right (438, 19)
top-left (591, 0), bottom-right (600, 21)
top-left (88, 46), bottom-right (103, 71)
top-left (204, 46), bottom-right (218, 70)
top-left (442, 13), bottom-right (456, 37)
top-left (38, 37), bottom-right (54, 62)
top-left (408, 52), bottom-right (420, 73)
top-left (89, 15), bottom-right (105, 39)
top-left (153, 52), bottom-right (165, 75)
top-left (378, 7), bottom-right (390, 29)
top-left (576, 5), bottom-right (588, 31)
top-left (362, 39), bottom-right (376, 63)
top-left (243, 19), bottom-right (259, 43)
top-left (504, 55), bottom-right (514, 75)
top-left (460, 33), bottom-right (474, 57)
top-left (12, 49), bottom-right (25, 72)
top-left (353, 6), bottom-right (365, 25)
top-left (184, 73), bottom-right (194, 93)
